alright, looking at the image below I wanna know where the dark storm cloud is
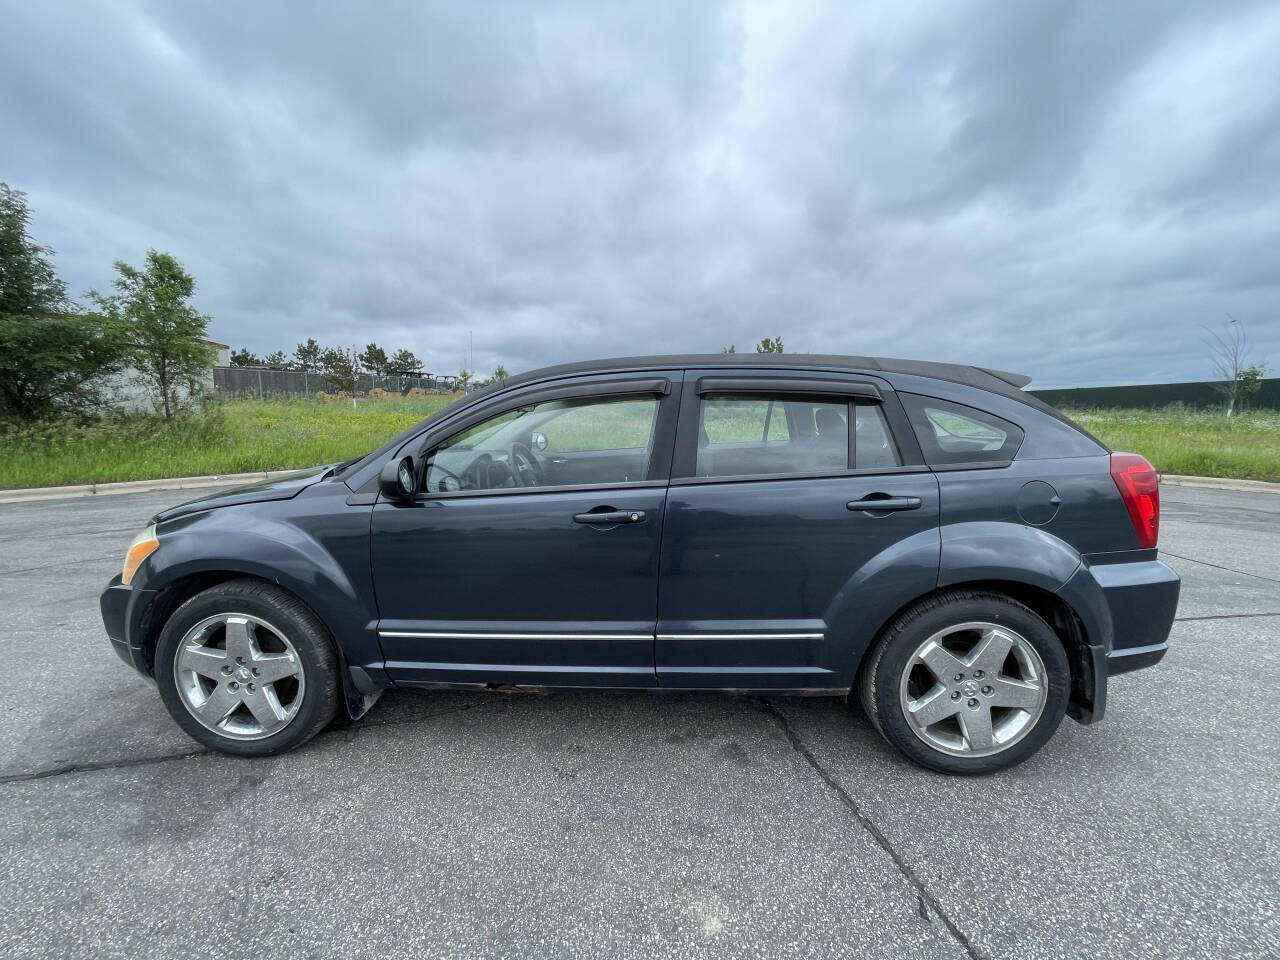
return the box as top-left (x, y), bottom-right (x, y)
top-left (1, 0), bottom-right (1276, 385)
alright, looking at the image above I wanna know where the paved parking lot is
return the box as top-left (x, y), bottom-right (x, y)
top-left (1, 484), bottom-right (1277, 959)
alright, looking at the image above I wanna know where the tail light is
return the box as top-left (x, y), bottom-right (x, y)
top-left (1110, 453), bottom-right (1160, 548)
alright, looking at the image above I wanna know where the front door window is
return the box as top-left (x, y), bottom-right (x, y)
top-left (426, 395), bottom-right (659, 493)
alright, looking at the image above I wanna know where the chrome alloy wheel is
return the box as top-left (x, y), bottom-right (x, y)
top-left (173, 613), bottom-right (306, 741)
top-left (897, 621), bottom-right (1048, 758)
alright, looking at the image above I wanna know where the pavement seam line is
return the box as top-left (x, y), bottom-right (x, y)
top-left (757, 698), bottom-right (987, 960)
top-left (1174, 612), bottom-right (1280, 622)
top-left (1161, 551), bottom-right (1280, 584)
top-left (0, 698), bottom-right (495, 785)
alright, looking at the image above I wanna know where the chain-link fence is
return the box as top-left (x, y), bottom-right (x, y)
top-left (213, 366), bottom-right (465, 398)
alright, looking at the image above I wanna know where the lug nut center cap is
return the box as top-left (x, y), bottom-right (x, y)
top-left (960, 680), bottom-right (980, 698)
top-left (235, 666), bottom-right (251, 682)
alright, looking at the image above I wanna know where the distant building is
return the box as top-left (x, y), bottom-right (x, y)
top-left (105, 338), bottom-right (229, 411)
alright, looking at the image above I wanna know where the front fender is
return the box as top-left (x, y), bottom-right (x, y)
top-left (134, 490), bottom-right (385, 717)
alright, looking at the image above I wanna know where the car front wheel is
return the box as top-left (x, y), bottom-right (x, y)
top-left (859, 590), bottom-right (1070, 774)
top-left (154, 578), bottom-right (341, 756)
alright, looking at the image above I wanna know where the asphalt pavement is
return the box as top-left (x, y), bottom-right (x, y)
top-left (0, 484), bottom-right (1276, 959)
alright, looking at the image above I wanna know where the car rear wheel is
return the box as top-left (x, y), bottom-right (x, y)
top-left (859, 590), bottom-right (1070, 774)
top-left (154, 578), bottom-right (341, 756)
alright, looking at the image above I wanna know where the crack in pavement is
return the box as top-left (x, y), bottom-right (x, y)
top-left (0, 697), bottom-right (496, 786)
top-left (1161, 551), bottom-right (1280, 584)
top-left (757, 698), bottom-right (986, 960)
top-left (0, 526), bottom-right (139, 545)
top-left (1, 553), bottom-right (121, 577)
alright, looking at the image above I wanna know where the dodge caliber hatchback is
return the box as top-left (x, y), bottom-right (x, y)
top-left (101, 354), bottom-right (1179, 774)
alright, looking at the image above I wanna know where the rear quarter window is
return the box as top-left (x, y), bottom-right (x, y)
top-left (900, 393), bottom-right (1024, 465)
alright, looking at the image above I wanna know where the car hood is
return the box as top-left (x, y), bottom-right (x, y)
top-left (152, 465), bottom-right (336, 523)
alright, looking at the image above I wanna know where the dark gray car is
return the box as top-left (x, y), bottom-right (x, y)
top-left (101, 354), bottom-right (1179, 773)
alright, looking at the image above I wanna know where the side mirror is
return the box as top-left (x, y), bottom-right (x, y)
top-left (379, 455), bottom-right (416, 501)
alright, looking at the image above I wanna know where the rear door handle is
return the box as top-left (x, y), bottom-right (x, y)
top-left (573, 509), bottom-right (646, 525)
top-left (846, 496), bottom-right (922, 512)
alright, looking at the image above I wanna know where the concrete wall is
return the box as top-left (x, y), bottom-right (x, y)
top-left (102, 340), bottom-right (228, 412)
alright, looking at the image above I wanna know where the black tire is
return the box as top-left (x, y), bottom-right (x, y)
top-left (858, 589), bottom-right (1070, 775)
top-left (154, 578), bottom-right (341, 756)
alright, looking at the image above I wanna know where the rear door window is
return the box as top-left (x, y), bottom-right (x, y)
top-left (695, 396), bottom-right (903, 477)
top-left (854, 404), bottom-right (901, 469)
top-left (900, 393), bottom-right (1023, 465)
top-left (698, 397), bottom-right (849, 477)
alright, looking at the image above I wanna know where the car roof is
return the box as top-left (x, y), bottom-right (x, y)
top-left (491, 353), bottom-right (1033, 394)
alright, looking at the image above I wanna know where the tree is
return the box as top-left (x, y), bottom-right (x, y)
top-left (492, 363), bottom-right (509, 382)
top-left (0, 313), bottom-right (129, 419)
top-left (0, 183), bottom-right (129, 418)
top-left (755, 336), bottom-right (784, 354)
top-left (264, 350), bottom-right (290, 369)
top-left (320, 345), bottom-right (361, 393)
top-left (359, 342), bottom-right (389, 376)
top-left (388, 348), bottom-right (421, 373)
top-left (293, 338), bottom-right (322, 372)
top-left (1, 183), bottom-right (69, 317)
top-left (457, 368), bottom-right (473, 390)
top-left (89, 251), bottom-right (214, 419)
top-left (722, 344), bottom-right (736, 354)
top-left (1207, 318), bottom-right (1267, 415)
top-left (230, 348), bottom-right (261, 367)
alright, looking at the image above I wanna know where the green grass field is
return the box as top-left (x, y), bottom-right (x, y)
top-left (0, 394), bottom-right (460, 489)
top-left (0, 397), bottom-right (1277, 489)
top-left (1063, 407), bottom-right (1280, 482)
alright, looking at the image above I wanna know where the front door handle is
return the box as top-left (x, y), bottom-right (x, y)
top-left (573, 509), bottom-right (646, 525)
top-left (846, 496), bottom-right (922, 513)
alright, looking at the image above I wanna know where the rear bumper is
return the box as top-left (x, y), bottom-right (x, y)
top-left (100, 574), bottom-right (157, 678)
top-left (1060, 558), bottom-right (1179, 724)
top-left (1093, 559), bottom-right (1180, 676)
top-left (1106, 641), bottom-right (1168, 675)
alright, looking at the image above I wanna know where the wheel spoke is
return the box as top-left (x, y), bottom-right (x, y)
top-left (252, 652), bottom-right (299, 684)
top-left (179, 644), bottom-right (227, 680)
top-left (958, 706), bottom-right (994, 751)
top-left (907, 685), bottom-right (961, 728)
top-left (196, 684), bottom-right (240, 726)
top-left (917, 641), bottom-right (965, 681)
top-left (991, 677), bottom-right (1041, 711)
top-left (243, 686), bottom-right (287, 731)
top-left (968, 628), bottom-right (1014, 675)
top-left (223, 617), bottom-right (254, 662)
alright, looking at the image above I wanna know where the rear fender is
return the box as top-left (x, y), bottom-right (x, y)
top-left (939, 521), bottom-right (1113, 722)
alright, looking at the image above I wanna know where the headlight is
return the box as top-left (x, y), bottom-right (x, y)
top-left (122, 524), bottom-right (159, 585)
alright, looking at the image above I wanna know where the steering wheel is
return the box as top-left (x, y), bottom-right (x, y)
top-left (508, 441), bottom-right (544, 487)
top-left (428, 462), bottom-right (464, 493)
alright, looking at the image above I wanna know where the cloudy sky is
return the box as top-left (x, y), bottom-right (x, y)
top-left (3, 1), bottom-right (1278, 387)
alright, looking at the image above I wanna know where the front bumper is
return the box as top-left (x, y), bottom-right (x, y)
top-left (100, 574), bottom-right (157, 677)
